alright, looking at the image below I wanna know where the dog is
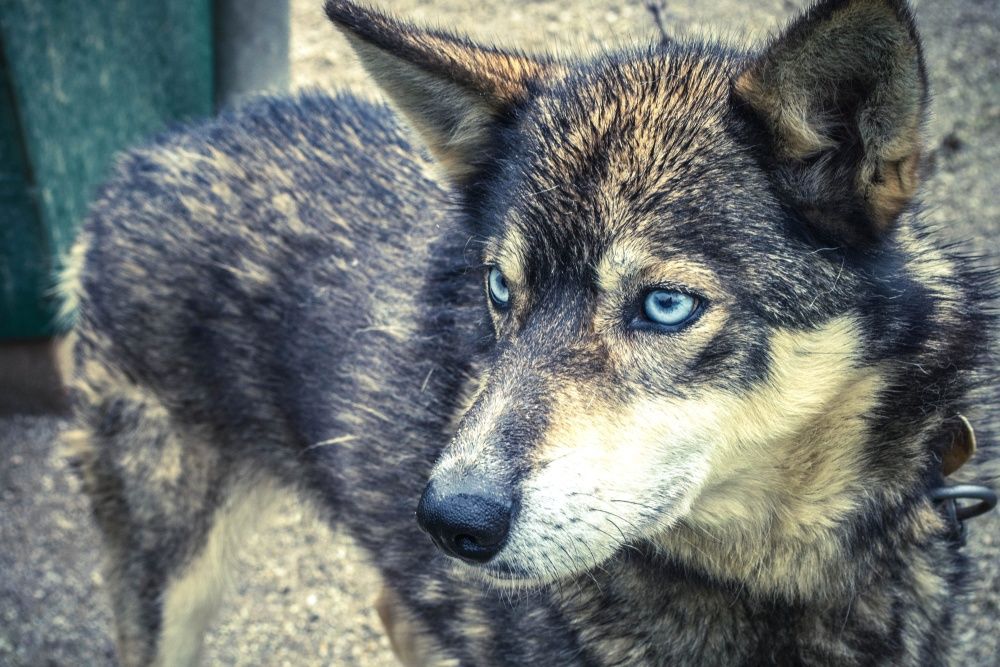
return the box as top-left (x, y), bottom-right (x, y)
top-left (60, 0), bottom-right (996, 664)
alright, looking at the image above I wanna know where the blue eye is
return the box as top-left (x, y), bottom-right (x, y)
top-left (641, 290), bottom-right (700, 329)
top-left (487, 267), bottom-right (510, 307)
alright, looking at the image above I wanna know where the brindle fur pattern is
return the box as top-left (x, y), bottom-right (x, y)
top-left (63, 0), bottom-right (995, 664)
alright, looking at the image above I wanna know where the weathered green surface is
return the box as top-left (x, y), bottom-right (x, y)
top-left (0, 1), bottom-right (213, 338)
top-left (0, 48), bottom-right (48, 338)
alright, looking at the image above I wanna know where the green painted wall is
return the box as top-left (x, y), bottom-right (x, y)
top-left (0, 1), bottom-right (213, 338)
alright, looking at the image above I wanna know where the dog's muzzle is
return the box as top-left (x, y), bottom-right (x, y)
top-left (416, 479), bottom-right (514, 563)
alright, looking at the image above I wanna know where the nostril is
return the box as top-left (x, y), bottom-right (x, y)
top-left (451, 533), bottom-right (499, 562)
top-left (455, 534), bottom-right (478, 548)
top-left (454, 534), bottom-right (482, 554)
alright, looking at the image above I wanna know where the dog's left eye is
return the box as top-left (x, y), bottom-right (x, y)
top-left (639, 290), bottom-right (700, 330)
top-left (487, 267), bottom-right (510, 307)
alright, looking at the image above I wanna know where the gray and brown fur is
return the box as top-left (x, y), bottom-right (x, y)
top-left (62, 0), bottom-right (996, 664)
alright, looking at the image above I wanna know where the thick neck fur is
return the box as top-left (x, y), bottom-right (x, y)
top-left (554, 527), bottom-right (959, 664)
top-left (551, 385), bottom-right (963, 663)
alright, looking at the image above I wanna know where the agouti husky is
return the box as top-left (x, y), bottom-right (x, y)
top-left (62, 0), bottom-right (995, 663)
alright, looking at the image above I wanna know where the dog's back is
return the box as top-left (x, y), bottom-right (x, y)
top-left (72, 92), bottom-right (444, 424)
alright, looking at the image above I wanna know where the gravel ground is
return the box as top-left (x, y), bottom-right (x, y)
top-left (1, 0), bottom-right (998, 665)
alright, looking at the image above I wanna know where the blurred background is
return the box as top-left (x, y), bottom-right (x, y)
top-left (0, 0), bottom-right (996, 664)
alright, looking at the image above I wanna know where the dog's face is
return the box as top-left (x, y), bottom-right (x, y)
top-left (327, 0), bottom-right (930, 585)
top-left (434, 58), bottom-right (802, 583)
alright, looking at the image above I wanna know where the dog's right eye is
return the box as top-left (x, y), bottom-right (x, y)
top-left (487, 267), bottom-right (510, 308)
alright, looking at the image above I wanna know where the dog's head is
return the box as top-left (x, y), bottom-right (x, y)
top-left (327, 0), bottom-right (973, 592)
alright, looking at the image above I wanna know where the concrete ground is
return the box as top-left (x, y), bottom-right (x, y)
top-left (1, 0), bottom-right (998, 665)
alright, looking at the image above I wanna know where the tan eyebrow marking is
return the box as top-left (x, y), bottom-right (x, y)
top-left (596, 237), bottom-right (723, 299)
top-left (488, 224), bottom-right (529, 289)
top-left (596, 238), bottom-right (657, 294)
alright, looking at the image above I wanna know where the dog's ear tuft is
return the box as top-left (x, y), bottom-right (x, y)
top-left (325, 0), bottom-right (552, 182)
top-left (734, 0), bottom-right (927, 245)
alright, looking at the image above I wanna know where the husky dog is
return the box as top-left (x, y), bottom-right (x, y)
top-left (62, 0), bottom-right (994, 664)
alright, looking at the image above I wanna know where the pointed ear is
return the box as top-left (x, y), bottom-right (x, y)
top-left (734, 0), bottom-right (928, 245)
top-left (325, 1), bottom-right (552, 182)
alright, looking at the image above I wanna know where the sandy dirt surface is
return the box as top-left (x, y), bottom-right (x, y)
top-left (1, 0), bottom-right (998, 665)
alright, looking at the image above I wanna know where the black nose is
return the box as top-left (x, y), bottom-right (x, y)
top-left (416, 481), bottom-right (513, 563)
